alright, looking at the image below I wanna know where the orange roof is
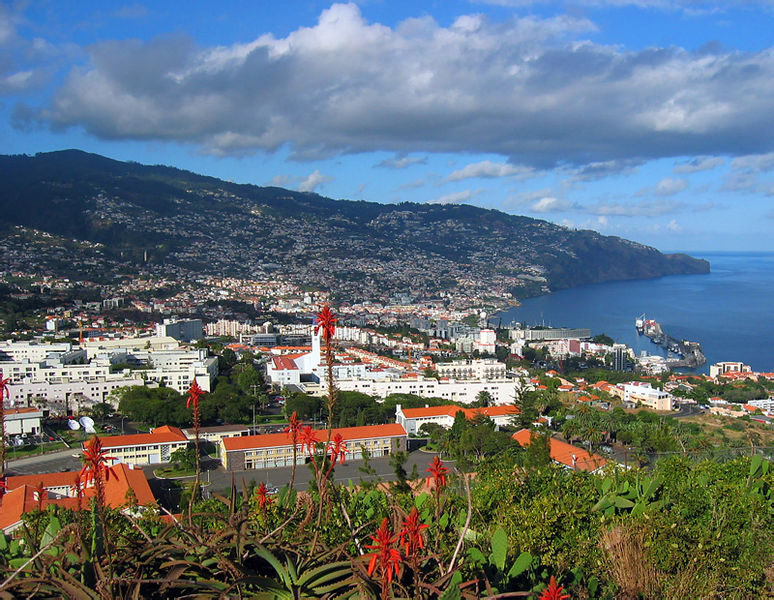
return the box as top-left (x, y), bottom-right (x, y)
top-left (96, 425), bottom-right (187, 449)
top-left (401, 405), bottom-right (518, 420)
top-left (271, 356), bottom-right (299, 371)
top-left (222, 423), bottom-right (406, 452)
top-left (512, 429), bottom-right (607, 472)
top-left (1, 464), bottom-right (155, 532)
top-left (5, 407), bottom-right (42, 415)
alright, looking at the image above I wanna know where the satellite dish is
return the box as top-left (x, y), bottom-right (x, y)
top-left (68, 420), bottom-right (81, 430)
top-left (79, 416), bottom-right (96, 434)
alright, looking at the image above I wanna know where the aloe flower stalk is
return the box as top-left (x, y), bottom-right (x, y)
top-left (186, 380), bottom-right (205, 516)
top-left (426, 456), bottom-right (449, 490)
top-left (314, 304), bottom-right (337, 436)
top-left (399, 507), bottom-right (428, 559)
top-left (365, 517), bottom-right (403, 600)
top-left (80, 436), bottom-right (117, 512)
top-left (539, 576), bottom-right (571, 600)
top-left (254, 481), bottom-right (274, 515)
top-left (0, 372), bottom-right (10, 476)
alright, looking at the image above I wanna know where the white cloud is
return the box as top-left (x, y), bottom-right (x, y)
top-left (666, 219), bottom-right (682, 232)
top-left (655, 177), bottom-right (688, 196)
top-left (298, 170), bottom-right (333, 192)
top-left (731, 152), bottom-right (774, 172)
top-left (673, 156), bottom-right (724, 173)
top-left (586, 199), bottom-right (683, 217)
top-left (430, 189), bottom-right (481, 204)
top-left (269, 174), bottom-right (292, 187)
top-left (377, 155), bottom-right (427, 169)
top-left (530, 196), bottom-right (574, 212)
top-left (17, 3), bottom-right (774, 168)
top-left (447, 160), bottom-right (533, 181)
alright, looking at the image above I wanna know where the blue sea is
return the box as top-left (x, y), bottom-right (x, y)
top-left (497, 252), bottom-right (774, 374)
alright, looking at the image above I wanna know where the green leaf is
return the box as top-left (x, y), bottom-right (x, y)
top-left (750, 454), bottom-right (763, 477)
top-left (467, 547), bottom-right (486, 565)
top-left (641, 474), bottom-right (662, 500)
top-left (415, 492), bottom-right (429, 509)
top-left (439, 572), bottom-right (463, 600)
top-left (0, 533), bottom-right (7, 551)
top-left (613, 496), bottom-right (635, 509)
top-left (439, 513), bottom-right (449, 529)
top-left (490, 527), bottom-right (508, 571)
top-left (588, 575), bottom-right (599, 597)
top-left (507, 552), bottom-right (532, 578)
top-left (601, 477), bottom-right (612, 495)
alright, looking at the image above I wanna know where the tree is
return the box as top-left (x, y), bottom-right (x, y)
top-left (522, 430), bottom-right (552, 469)
top-left (170, 445), bottom-right (198, 472)
top-left (472, 390), bottom-right (493, 408)
top-left (219, 348), bottom-right (237, 371)
top-left (89, 402), bottom-right (113, 423)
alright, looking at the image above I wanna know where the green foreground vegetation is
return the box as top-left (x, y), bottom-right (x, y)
top-left (1, 441), bottom-right (771, 598)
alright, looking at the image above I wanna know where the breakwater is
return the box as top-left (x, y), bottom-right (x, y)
top-left (637, 318), bottom-right (706, 368)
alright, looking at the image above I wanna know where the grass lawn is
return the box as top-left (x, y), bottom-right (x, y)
top-left (154, 464), bottom-right (197, 478)
top-left (7, 442), bottom-right (67, 460)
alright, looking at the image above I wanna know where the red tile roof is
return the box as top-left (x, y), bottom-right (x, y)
top-left (1, 464), bottom-right (155, 532)
top-left (222, 423), bottom-right (406, 452)
top-left (5, 407), bottom-right (42, 415)
top-left (96, 425), bottom-right (187, 449)
top-left (401, 405), bottom-right (518, 420)
top-left (271, 355), bottom-right (299, 371)
top-left (512, 429), bottom-right (607, 472)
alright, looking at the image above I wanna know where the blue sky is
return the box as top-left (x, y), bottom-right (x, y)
top-left (2, 1), bottom-right (774, 252)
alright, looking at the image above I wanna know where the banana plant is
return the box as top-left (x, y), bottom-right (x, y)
top-left (464, 526), bottom-right (533, 596)
top-left (592, 472), bottom-right (665, 517)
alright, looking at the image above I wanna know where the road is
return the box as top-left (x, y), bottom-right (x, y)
top-left (144, 449), bottom-right (447, 497)
top-left (5, 443), bottom-right (451, 507)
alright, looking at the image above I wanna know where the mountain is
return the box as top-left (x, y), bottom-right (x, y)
top-left (0, 150), bottom-right (709, 304)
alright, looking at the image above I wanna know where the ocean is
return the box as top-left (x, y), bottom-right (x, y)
top-left (496, 252), bottom-right (774, 374)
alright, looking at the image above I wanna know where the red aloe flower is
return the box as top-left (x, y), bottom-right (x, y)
top-left (255, 481), bottom-right (274, 512)
top-left (539, 576), bottom-right (570, 600)
top-left (314, 304), bottom-right (337, 342)
top-left (327, 433), bottom-right (347, 466)
top-left (426, 456), bottom-right (449, 489)
top-left (284, 411), bottom-right (300, 442)
top-left (79, 436), bottom-right (117, 486)
top-left (399, 507), bottom-right (429, 558)
top-left (186, 379), bottom-right (204, 409)
top-left (365, 517), bottom-right (403, 585)
top-left (299, 425), bottom-right (319, 456)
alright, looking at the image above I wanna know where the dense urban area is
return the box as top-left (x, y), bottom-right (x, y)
top-left (0, 267), bottom-right (771, 599)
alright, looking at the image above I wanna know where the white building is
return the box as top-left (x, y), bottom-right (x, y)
top-left (0, 341), bottom-right (75, 363)
top-left (435, 359), bottom-right (506, 380)
top-left (395, 404), bottom-right (518, 435)
top-left (709, 362), bottom-right (753, 378)
top-left (4, 407), bottom-right (43, 435)
top-left (336, 375), bottom-right (522, 405)
top-left (6, 374), bottom-right (146, 411)
top-left (155, 319), bottom-right (203, 342)
top-left (622, 382), bottom-right (674, 411)
top-left (478, 329), bottom-right (497, 354)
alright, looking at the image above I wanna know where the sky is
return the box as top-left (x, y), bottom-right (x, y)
top-left (2, 1), bottom-right (774, 252)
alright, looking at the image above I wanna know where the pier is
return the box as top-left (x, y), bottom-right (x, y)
top-left (636, 317), bottom-right (706, 369)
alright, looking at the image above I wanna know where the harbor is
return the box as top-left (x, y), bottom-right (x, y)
top-left (636, 315), bottom-right (706, 369)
